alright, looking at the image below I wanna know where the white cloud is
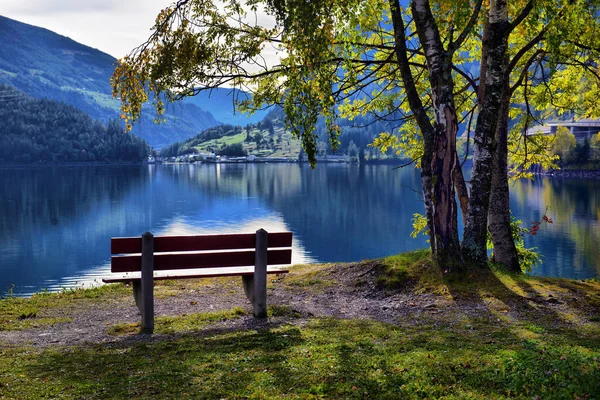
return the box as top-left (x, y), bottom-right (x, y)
top-left (2, 0), bottom-right (170, 57)
top-left (2, 0), bottom-right (124, 15)
top-left (2, 0), bottom-right (283, 68)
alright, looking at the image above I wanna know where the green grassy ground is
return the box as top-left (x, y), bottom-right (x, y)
top-left (1, 316), bottom-right (598, 398)
top-left (0, 251), bottom-right (598, 399)
top-left (193, 131), bottom-right (247, 152)
top-left (192, 127), bottom-right (302, 158)
top-left (0, 284), bottom-right (130, 331)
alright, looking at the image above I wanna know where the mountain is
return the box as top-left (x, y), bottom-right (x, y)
top-left (160, 107), bottom-right (295, 158)
top-left (0, 15), bottom-right (221, 149)
top-left (0, 84), bottom-right (150, 163)
top-left (183, 88), bottom-right (270, 125)
top-left (160, 106), bottom-right (400, 160)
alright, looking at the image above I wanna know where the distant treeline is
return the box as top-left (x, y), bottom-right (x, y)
top-left (0, 84), bottom-right (150, 163)
top-left (550, 126), bottom-right (600, 170)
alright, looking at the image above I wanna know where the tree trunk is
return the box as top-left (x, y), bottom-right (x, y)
top-left (454, 152), bottom-right (469, 226)
top-left (430, 104), bottom-right (462, 271)
top-left (462, 0), bottom-right (509, 268)
top-left (411, 0), bottom-right (463, 272)
top-left (488, 85), bottom-right (520, 272)
top-left (388, 0), bottom-right (436, 256)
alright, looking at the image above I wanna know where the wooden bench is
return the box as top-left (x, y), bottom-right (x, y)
top-left (103, 229), bottom-right (292, 332)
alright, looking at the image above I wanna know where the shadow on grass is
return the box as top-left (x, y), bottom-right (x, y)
top-left (19, 327), bottom-right (305, 399)
top-left (3, 316), bottom-right (599, 399)
top-left (3, 250), bottom-right (600, 399)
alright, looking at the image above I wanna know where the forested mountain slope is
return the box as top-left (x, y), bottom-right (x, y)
top-left (0, 84), bottom-right (150, 163)
top-left (0, 15), bottom-right (221, 149)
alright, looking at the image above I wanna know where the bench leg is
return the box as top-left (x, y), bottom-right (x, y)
top-left (242, 273), bottom-right (267, 318)
top-left (253, 229), bottom-right (268, 318)
top-left (242, 275), bottom-right (254, 303)
top-left (132, 281), bottom-right (142, 312)
top-left (141, 232), bottom-right (155, 333)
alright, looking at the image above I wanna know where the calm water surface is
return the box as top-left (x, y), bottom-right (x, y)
top-left (1, 164), bottom-right (598, 296)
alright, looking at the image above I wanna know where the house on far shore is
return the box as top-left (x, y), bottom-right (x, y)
top-left (527, 119), bottom-right (600, 141)
top-left (198, 152), bottom-right (216, 161)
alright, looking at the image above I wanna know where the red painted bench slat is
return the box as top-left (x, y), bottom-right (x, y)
top-left (102, 268), bottom-right (289, 283)
top-left (111, 232), bottom-right (293, 254)
top-left (111, 249), bottom-right (292, 273)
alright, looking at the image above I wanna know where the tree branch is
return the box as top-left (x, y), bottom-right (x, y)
top-left (509, 0), bottom-right (534, 33)
top-left (449, 0), bottom-right (484, 53)
top-left (453, 66), bottom-right (479, 93)
top-left (510, 49), bottom-right (545, 95)
top-left (388, 0), bottom-right (435, 140)
top-left (507, 30), bottom-right (546, 75)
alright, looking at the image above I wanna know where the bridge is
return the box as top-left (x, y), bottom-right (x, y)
top-left (527, 119), bottom-right (600, 141)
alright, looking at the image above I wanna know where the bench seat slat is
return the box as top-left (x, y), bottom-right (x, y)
top-left (111, 232), bottom-right (293, 254)
top-left (102, 268), bottom-right (289, 283)
top-left (111, 249), bottom-right (292, 273)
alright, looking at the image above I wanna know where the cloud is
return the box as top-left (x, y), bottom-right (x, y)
top-left (2, 0), bottom-right (283, 68)
top-left (2, 0), bottom-right (124, 15)
top-left (3, 0), bottom-right (168, 57)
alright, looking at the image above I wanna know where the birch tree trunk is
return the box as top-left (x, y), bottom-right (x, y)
top-left (454, 153), bottom-right (469, 226)
top-left (463, 0), bottom-right (509, 268)
top-left (389, 0), bottom-right (436, 253)
top-left (390, 0), bottom-right (463, 271)
top-left (411, 0), bottom-right (463, 272)
top-left (488, 81), bottom-right (520, 271)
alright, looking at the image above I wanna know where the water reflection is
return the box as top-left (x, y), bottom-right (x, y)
top-left (511, 177), bottom-right (600, 279)
top-left (0, 164), bottom-right (598, 296)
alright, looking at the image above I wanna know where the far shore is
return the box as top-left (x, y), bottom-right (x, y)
top-left (541, 169), bottom-right (600, 178)
top-left (0, 157), bottom-right (412, 168)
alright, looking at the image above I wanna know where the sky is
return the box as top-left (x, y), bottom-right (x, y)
top-left (2, 0), bottom-right (281, 70)
top-left (2, 0), bottom-right (181, 58)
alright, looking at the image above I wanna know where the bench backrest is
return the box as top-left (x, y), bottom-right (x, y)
top-left (110, 232), bottom-right (292, 273)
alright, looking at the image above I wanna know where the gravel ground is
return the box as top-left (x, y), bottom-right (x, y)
top-left (0, 261), bottom-right (596, 348)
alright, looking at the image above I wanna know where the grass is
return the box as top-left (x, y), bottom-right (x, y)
top-left (0, 251), bottom-right (599, 398)
top-left (0, 317), bottom-right (598, 399)
top-left (0, 69), bottom-right (18, 78)
top-left (83, 90), bottom-right (120, 110)
top-left (193, 131), bottom-right (247, 151)
top-left (191, 127), bottom-right (303, 158)
top-left (0, 284), bottom-right (130, 331)
top-left (152, 276), bottom-right (244, 299)
top-left (375, 249), bottom-right (444, 293)
top-left (107, 305), bottom-right (300, 336)
top-left (108, 307), bottom-right (248, 336)
top-left (282, 263), bottom-right (337, 293)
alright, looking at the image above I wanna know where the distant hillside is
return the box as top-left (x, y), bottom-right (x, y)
top-left (160, 108), bottom-right (297, 158)
top-left (183, 88), bottom-right (270, 125)
top-left (0, 15), bottom-right (221, 149)
top-left (160, 106), bottom-right (400, 160)
top-left (0, 84), bottom-right (150, 163)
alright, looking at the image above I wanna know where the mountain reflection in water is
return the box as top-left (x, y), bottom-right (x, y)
top-left (0, 164), bottom-right (598, 296)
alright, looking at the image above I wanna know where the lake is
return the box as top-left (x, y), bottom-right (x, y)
top-left (1, 164), bottom-right (599, 296)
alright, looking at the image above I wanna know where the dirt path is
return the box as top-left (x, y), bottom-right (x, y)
top-left (0, 261), bottom-right (597, 348)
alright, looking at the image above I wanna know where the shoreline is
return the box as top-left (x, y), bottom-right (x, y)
top-left (4, 159), bottom-right (600, 174)
top-left (0, 158), bottom-right (411, 168)
top-left (540, 169), bottom-right (600, 179)
top-left (0, 161), bottom-right (151, 169)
